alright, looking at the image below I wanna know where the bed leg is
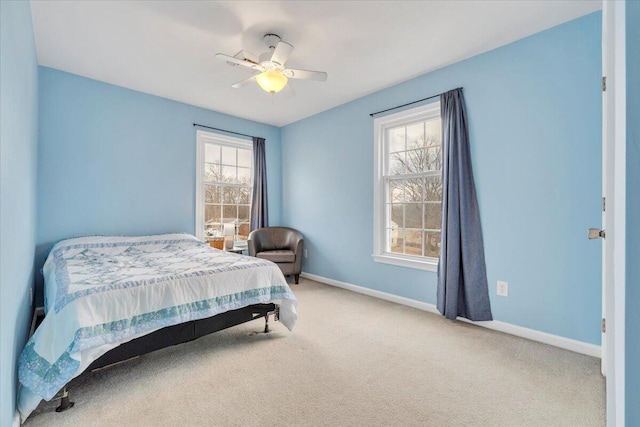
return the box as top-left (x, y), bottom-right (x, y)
top-left (264, 313), bottom-right (270, 333)
top-left (55, 387), bottom-right (74, 412)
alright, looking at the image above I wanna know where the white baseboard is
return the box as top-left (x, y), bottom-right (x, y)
top-left (300, 272), bottom-right (601, 359)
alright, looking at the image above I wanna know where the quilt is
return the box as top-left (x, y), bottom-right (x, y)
top-left (17, 233), bottom-right (297, 421)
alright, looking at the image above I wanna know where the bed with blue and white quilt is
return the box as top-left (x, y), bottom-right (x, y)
top-left (17, 233), bottom-right (298, 422)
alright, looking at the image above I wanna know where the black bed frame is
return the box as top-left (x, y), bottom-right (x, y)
top-left (38, 303), bottom-right (278, 412)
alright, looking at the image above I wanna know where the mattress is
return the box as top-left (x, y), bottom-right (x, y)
top-left (17, 233), bottom-right (297, 421)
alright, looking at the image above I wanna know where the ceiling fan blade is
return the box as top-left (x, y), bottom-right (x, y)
top-left (215, 53), bottom-right (264, 71)
top-left (283, 68), bottom-right (328, 81)
top-left (270, 41), bottom-right (293, 66)
top-left (231, 75), bottom-right (257, 89)
top-left (236, 50), bottom-right (259, 64)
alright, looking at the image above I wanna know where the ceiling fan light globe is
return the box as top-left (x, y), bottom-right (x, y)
top-left (256, 70), bottom-right (288, 94)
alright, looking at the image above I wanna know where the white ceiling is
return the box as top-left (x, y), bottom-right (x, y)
top-left (30, 1), bottom-right (601, 127)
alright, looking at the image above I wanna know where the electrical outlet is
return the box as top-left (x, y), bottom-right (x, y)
top-left (497, 281), bottom-right (508, 297)
top-left (303, 249), bottom-right (308, 259)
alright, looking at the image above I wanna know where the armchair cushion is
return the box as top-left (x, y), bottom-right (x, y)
top-left (256, 250), bottom-right (296, 263)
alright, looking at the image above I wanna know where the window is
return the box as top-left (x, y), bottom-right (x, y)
top-left (196, 130), bottom-right (252, 242)
top-left (373, 102), bottom-right (442, 271)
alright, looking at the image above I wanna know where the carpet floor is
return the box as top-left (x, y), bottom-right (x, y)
top-left (25, 278), bottom-right (605, 427)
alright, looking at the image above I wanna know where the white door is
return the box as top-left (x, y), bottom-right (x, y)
top-left (600, 1), bottom-right (626, 426)
top-left (601, 0), bottom-right (614, 380)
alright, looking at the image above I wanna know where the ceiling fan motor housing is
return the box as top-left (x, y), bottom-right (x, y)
top-left (259, 34), bottom-right (282, 65)
top-left (263, 34), bottom-right (281, 50)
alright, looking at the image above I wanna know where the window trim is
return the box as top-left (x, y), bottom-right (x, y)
top-left (372, 102), bottom-right (441, 272)
top-left (195, 130), bottom-right (253, 241)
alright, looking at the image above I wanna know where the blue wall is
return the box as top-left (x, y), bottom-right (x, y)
top-left (0, 1), bottom-right (39, 426)
top-left (626, 0), bottom-right (639, 424)
top-left (281, 13), bottom-right (602, 345)
top-left (37, 68), bottom-right (282, 300)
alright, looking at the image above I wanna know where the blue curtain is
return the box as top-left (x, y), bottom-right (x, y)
top-left (250, 137), bottom-right (269, 230)
top-left (437, 89), bottom-right (493, 321)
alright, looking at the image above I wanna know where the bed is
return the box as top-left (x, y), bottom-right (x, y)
top-left (17, 233), bottom-right (298, 422)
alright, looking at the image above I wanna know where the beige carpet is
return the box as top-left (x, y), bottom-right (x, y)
top-left (25, 278), bottom-right (605, 427)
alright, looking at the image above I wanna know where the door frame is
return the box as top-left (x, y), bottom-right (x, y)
top-left (602, 1), bottom-right (626, 426)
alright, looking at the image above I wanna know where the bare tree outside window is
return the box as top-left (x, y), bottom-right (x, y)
top-left (385, 118), bottom-right (442, 258)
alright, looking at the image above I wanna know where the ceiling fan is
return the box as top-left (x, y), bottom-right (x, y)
top-left (216, 34), bottom-right (328, 95)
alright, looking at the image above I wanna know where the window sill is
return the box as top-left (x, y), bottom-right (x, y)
top-left (372, 253), bottom-right (438, 272)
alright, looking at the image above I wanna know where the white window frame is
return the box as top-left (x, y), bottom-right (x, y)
top-left (372, 102), bottom-right (441, 272)
top-left (195, 130), bottom-right (253, 241)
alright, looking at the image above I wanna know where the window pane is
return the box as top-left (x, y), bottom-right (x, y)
top-left (390, 204), bottom-right (403, 228)
top-left (205, 224), bottom-right (218, 236)
top-left (406, 122), bottom-right (424, 150)
top-left (425, 176), bottom-right (442, 202)
top-left (221, 165), bottom-right (237, 183)
top-left (424, 231), bottom-right (441, 258)
top-left (238, 187), bottom-right (251, 204)
top-left (405, 149), bottom-right (424, 173)
top-left (204, 185), bottom-right (220, 203)
top-left (388, 127), bottom-right (405, 153)
top-left (389, 179), bottom-right (404, 203)
top-left (424, 203), bottom-right (442, 230)
top-left (404, 230), bottom-right (422, 256)
top-left (222, 205), bottom-right (237, 222)
top-left (237, 223), bottom-right (250, 240)
top-left (205, 163), bottom-right (221, 181)
top-left (237, 167), bottom-right (251, 184)
top-left (238, 205), bottom-right (250, 222)
top-left (405, 178), bottom-right (423, 202)
top-left (222, 186), bottom-right (237, 204)
top-left (221, 146), bottom-right (236, 166)
top-left (425, 146), bottom-right (441, 171)
top-left (404, 203), bottom-right (422, 229)
top-left (205, 144), bottom-right (221, 164)
top-left (425, 119), bottom-right (441, 147)
top-left (205, 204), bottom-right (221, 225)
top-left (388, 151), bottom-right (405, 175)
top-left (389, 228), bottom-right (403, 254)
top-left (238, 148), bottom-right (252, 168)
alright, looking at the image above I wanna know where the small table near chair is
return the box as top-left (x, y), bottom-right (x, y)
top-left (226, 246), bottom-right (247, 254)
top-left (209, 237), bottom-right (247, 254)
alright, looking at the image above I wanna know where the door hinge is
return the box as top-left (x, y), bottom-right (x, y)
top-left (602, 76), bottom-right (607, 92)
top-left (602, 197), bottom-right (606, 212)
top-left (602, 318), bottom-right (606, 333)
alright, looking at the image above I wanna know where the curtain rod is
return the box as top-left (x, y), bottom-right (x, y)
top-left (369, 87), bottom-right (463, 117)
top-left (193, 123), bottom-right (261, 140)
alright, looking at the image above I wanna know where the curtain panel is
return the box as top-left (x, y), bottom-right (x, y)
top-left (250, 137), bottom-right (269, 230)
top-left (437, 88), bottom-right (493, 321)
